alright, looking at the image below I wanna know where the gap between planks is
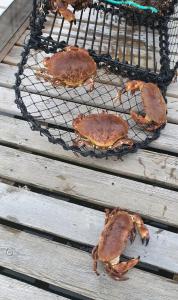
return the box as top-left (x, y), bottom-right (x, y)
top-left (0, 274), bottom-right (66, 300)
top-left (0, 113), bottom-right (178, 190)
top-left (1, 50), bottom-right (178, 99)
top-left (0, 182), bottom-right (178, 273)
top-left (0, 144), bottom-right (178, 227)
top-left (1, 59), bottom-right (178, 127)
top-left (0, 222), bottom-right (177, 300)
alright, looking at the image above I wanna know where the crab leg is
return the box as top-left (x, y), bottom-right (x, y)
top-left (58, 8), bottom-right (76, 22)
top-left (144, 123), bottom-right (163, 131)
top-left (105, 209), bottom-right (111, 225)
top-left (133, 214), bottom-right (150, 246)
top-left (111, 137), bottom-right (134, 149)
top-left (129, 227), bottom-right (136, 244)
top-left (84, 78), bottom-right (95, 92)
top-left (131, 111), bottom-right (149, 125)
top-left (51, 1), bottom-right (76, 22)
top-left (106, 257), bottom-right (140, 281)
top-left (131, 111), bottom-right (163, 131)
top-left (92, 245), bottom-right (99, 276)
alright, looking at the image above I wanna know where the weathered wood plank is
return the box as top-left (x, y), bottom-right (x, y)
top-left (1, 59), bottom-right (178, 99)
top-left (2, 45), bottom-right (178, 123)
top-left (0, 57), bottom-right (178, 136)
top-left (0, 274), bottom-right (66, 300)
top-left (0, 224), bottom-right (177, 300)
top-left (0, 0), bottom-right (13, 8)
top-left (1, 85), bottom-right (178, 153)
top-left (0, 144), bottom-right (178, 226)
top-left (0, 0), bottom-right (32, 61)
top-left (15, 28), bottom-right (177, 75)
top-left (4, 43), bottom-right (159, 73)
top-left (44, 15), bottom-right (160, 50)
top-left (0, 182), bottom-right (178, 273)
top-left (0, 7), bottom-right (4, 15)
top-left (0, 114), bottom-right (178, 190)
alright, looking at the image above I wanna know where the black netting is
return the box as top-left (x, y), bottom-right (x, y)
top-left (167, 5), bottom-right (178, 77)
top-left (14, 0), bottom-right (174, 158)
top-left (29, 0), bottom-right (177, 88)
top-left (15, 45), bottom-right (163, 158)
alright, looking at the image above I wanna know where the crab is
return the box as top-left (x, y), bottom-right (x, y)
top-left (50, 0), bottom-right (91, 22)
top-left (72, 112), bottom-right (134, 149)
top-left (92, 208), bottom-right (150, 280)
top-left (36, 46), bottom-right (96, 90)
top-left (124, 80), bottom-right (167, 131)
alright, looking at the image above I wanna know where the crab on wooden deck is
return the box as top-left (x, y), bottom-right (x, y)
top-left (124, 80), bottom-right (167, 131)
top-left (92, 208), bottom-right (150, 280)
top-left (72, 112), bottom-right (134, 150)
top-left (36, 46), bottom-right (96, 90)
top-left (50, 0), bottom-right (92, 22)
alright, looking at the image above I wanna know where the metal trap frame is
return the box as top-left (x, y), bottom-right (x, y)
top-left (29, 0), bottom-right (178, 91)
top-left (14, 0), bottom-right (172, 158)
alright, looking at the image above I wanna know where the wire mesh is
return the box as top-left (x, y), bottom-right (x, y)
top-left (15, 45), bottom-right (163, 158)
top-left (102, 0), bottom-right (177, 17)
top-left (38, 2), bottom-right (160, 69)
top-left (167, 4), bottom-right (178, 76)
top-left (29, 0), bottom-right (177, 88)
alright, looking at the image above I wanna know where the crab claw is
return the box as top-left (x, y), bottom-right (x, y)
top-left (106, 257), bottom-right (140, 281)
top-left (125, 80), bottom-right (145, 94)
top-left (142, 236), bottom-right (150, 246)
top-left (58, 8), bottom-right (76, 22)
top-left (92, 245), bottom-right (100, 276)
top-left (130, 227), bottom-right (136, 244)
top-left (133, 214), bottom-right (150, 246)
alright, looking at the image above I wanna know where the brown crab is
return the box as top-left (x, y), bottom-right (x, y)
top-left (36, 46), bottom-right (96, 90)
top-left (73, 112), bottom-right (134, 149)
top-left (124, 80), bottom-right (167, 131)
top-left (92, 208), bottom-right (150, 280)
top-left (50, 0), bottom-right (91, 22)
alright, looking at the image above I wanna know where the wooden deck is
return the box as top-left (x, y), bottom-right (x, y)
top-left (0, 0), bottom-right (14, 15)
top-left (0, 4), bottom-right (178, 299)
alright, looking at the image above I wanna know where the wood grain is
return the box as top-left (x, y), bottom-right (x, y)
top-left (1, 59), bottom-right (178, 98)
top-left (0, 274), bottom-right (66, 300)
top-left (0, 0), bottom-right (32, 61)
top-left (0, 86), bottom-right (177, 126)
top-left (0, 144), bottom-right (178, 227)
top-left (0, 224), bottom-right (177, 300)
top-left (0, 114), bottom-right (178, 190)
top-left (0, 182), bottom-right (178, 273)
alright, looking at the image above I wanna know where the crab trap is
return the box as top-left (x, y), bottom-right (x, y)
top-left (14, 0), bottom-right (176, 158)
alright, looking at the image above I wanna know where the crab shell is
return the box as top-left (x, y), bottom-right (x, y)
top-left (92, 208), bottom-right (150, 280)
top-left (73, 112), bottom-right (131, 149)
top-left (98, 211), bottom-right (134, 262)
top-left (50, 1), bottom-right (91, 22)
top-left (41, 46), bottom-right (97, 88)
top-left (68, 0), bottom-right (92, 10)
top-left (50, 0), bottom-right (91, 10)
top-left (140, 82), bottom-right (167, 125)
top-left (125, 81), bottom-right (167, 130)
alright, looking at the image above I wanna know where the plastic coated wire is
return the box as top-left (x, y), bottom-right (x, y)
top-left (15, 42), bottom-right (163, 158)
top-left (14, 0), bottom-right (177, 158)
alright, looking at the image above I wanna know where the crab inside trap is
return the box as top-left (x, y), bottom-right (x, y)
top-left (15, 46), bottom-right (163, 158)
top-left (30, 0), bottom-right (178, 87)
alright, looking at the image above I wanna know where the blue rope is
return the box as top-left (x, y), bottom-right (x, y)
top-left (103, 0), bottom-right (159, 13)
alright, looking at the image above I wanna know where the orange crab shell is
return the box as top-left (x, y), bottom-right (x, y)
top-left (41, 46), bottom-right (97, 88)
top-left (50, 0), bottom-right (92, 22)
top-left (139, 82), bottom-right (167, 125)
top-left (50, 0), bottom-right (91, 11)
top-left (92, 208), bottom-right (150, 280)
top-left (98, 211), bottom-right (134, 262)
top-left (125, 81), bottom-right (167, 130)
top-left (72, 112), bottom-right (129, 148)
